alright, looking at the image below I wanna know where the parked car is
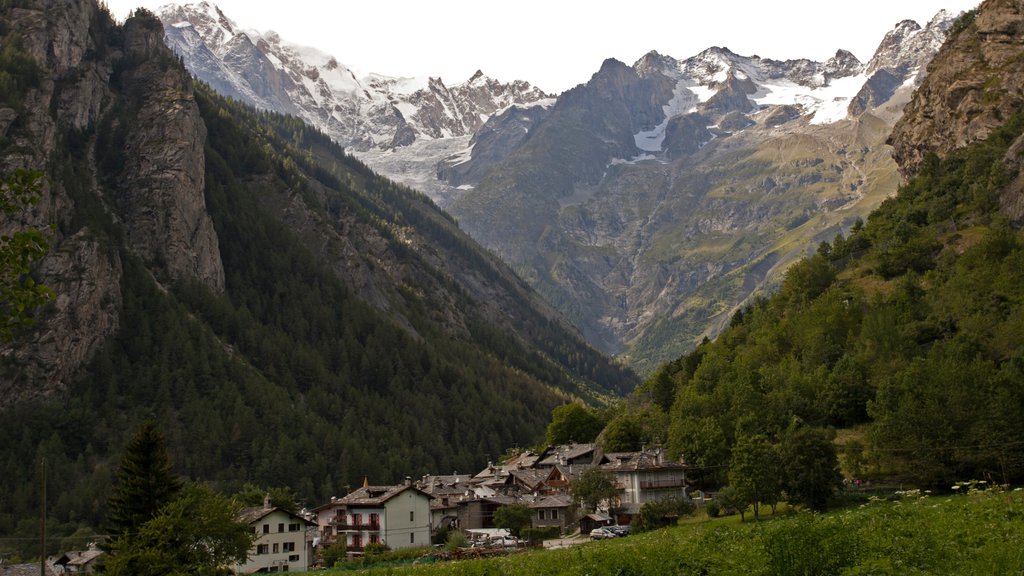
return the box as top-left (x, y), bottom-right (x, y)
top-left (606, 524), bottom-right (631, 537)
top-left (589, 527), bottom-right (615, 540)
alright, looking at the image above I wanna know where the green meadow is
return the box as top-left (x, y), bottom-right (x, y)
top-left (330, 488), bottom-right (1024, 575)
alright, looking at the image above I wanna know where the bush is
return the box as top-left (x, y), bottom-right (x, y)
top-left (362, 542), bottom-right (390, 558)
top-left (444, 530), bottom-right (467, 551)
top-left (520, 526), bottom-right (560, 544)
top-left (321, 540), bottom-right (347, 568)
top-left (704, 500), bottom-right (721, 518)
top-left (636, 496), bottom-right (696, 531)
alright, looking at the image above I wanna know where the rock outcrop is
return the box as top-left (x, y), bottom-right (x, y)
top-left (0, 2), bottom-right (223, 405)
top-left (890, 1), bottom-right (1024, 178)
top-left (118, 15), bottom-right (224, 291)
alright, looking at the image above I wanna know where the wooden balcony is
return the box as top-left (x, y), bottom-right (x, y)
top-left (639, 478), bottom-right (685, 490)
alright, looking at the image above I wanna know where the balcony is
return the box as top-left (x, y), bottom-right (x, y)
top-left (330, 519), bottom-right (381, 532)
top-left (639, 478), bottom-right (685, 490)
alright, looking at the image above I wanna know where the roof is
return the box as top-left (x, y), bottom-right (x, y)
top-left (508, 468), bottom-right (549, 489)
top-left (538, 443), bottom-right (599, 467)
top-left (336, 484), bottom-right (431, 507)
top-left (527, 494), bottom-right (572, 509)
top-left (2, 563), bottom-right (59, 576)
top-left (600, 448), bottom-right (685, 472)
top-left (55, 548), bottom-right (103, 568)
top-left (238, 506), bottom-right (315, 526)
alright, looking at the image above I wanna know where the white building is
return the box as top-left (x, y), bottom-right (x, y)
top-left (316, 481), bottom-right (431, 555)
top-left (237, 499), bottom-right (315, 573)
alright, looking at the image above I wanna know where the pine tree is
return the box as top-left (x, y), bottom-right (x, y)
top-left (106, 422), bottom-right (182, 537)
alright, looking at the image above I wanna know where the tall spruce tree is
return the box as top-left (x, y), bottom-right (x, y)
top-left (106, 422), bottom-right (182, 537)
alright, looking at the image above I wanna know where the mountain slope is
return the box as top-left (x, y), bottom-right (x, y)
top-left (446, 13), bottom-right (955, 374)
top-left (632, 0), bottom-right (1024, 488)
top-left (0, 1), bottom-right (635, 555)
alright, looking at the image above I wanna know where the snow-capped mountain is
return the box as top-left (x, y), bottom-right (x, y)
top-left (156, 0), bottom-right (961, 374)
top-left (440, 10), bottom-right (959, 373)
top-left (158, 2), bottom-right (551, 151)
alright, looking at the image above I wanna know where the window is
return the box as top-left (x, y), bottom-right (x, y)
top-left (288, 523), bottom-right (301, 532)
top-left (410, 532), bottom-right (415, 544)
top-left (278, 523), bottom-right (284, 533)
top-left (283, 542), bottom-right (295, 553)
top-left (352, 513), bottom-right (361, 527)
top-left (370, 513), bottom-right (379, 527)
top-left (263, 524), bottom-right (270, 534)
top-left (370, 534), bottom-right (379, 544)
top-left (552, 509), bottom-right (559, 520)
top-left (538, 510), bottom-right (546, 520)
top-left (352, 535), bottom-right (362, 549)
top-left (256, 544), bottom-right (269, 555)
top-left (272, 543), bottom-right (279, 554)
top-left (288, 555), bottom-right (300, 562)
top-left (410, 510), bottom-right (414, 522)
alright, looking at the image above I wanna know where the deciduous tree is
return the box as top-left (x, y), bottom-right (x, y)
top-left (0, 169), bottom-right (53, 342)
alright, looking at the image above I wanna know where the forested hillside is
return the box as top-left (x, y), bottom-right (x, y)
top-left (627, 106), bottom-right (1024, 489)
top-left (0, 3), bottom-right (635, 559)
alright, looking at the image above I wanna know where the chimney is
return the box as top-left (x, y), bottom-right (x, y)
top-left (405, 476), bottom-right (412, 486)
top-left (263, 493), bottom-right (272, 510)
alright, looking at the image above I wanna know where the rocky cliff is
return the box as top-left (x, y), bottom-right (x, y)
top-left (890, 1), bottom-right (1024, 185)
top-left (0, 2), bottom-right (227, 404)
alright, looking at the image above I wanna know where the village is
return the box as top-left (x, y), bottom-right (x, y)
top-left (33, 443), bottom-right (690, 574)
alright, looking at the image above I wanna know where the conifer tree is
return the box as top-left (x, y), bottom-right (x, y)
top-left (106, 422), bottom-right (182, 537)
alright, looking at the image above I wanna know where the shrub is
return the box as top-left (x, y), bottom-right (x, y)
top-left (520, 526), bottom-right (560, 544)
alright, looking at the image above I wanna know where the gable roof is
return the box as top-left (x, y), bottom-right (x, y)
top-left (238, 506), bottom-right (314, 526)
top-left (526, 494), bottom-right (572, 509)
top-left (599, 448), bottom-right (685, 472)
top-left (537, 443), bottom-right (599, 467)
top-left (336, 484), bottom-right (431, 507)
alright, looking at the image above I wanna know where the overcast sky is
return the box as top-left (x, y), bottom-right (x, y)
top-left (104, 0), bottom-right (981, 94)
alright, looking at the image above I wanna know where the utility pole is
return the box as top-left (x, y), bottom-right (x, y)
top-left (40, 457), bottom-right (46, 576)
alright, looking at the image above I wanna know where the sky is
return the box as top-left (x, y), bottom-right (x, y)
top-left (104, 0), bottom-right (982, 94)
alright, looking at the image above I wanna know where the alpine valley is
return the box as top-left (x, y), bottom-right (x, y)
top-left (157, 2), bottom-right (959, 374)
top-left (0, 0), bottom-right (634, 554)
top-left (4, 0), bottom-right (1018, 564)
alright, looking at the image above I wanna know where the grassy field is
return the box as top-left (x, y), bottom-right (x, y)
top-left (326, 488), bottom-right (1024, 575)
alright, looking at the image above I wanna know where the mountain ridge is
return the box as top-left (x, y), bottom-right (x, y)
top-left (157, 2), bottom-right (959, 374)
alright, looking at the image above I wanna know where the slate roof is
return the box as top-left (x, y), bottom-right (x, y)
top-left (600, 449), bottom-right (685, 472)
top-left (238, 506), bottom-right (314, 526)
top-left (537, 443), bottom-right (599, 467)
top-left (336, 484), bottom-right (431, 507)
top-left (526, 494), bottom-right (572, 509)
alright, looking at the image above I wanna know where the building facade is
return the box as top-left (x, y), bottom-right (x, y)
top-left (237, 504), bottom-right (314, 573)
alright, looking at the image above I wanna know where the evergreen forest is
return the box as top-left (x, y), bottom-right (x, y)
top-left (618, 110), bottom-right (1024, 492)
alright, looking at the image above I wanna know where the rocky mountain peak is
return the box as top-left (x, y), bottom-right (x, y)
top-left (159, 3), bottom-right (550, 151)
top-left (867, 10), bottom-right (955, 75)
top-left (824, 49), bottom-right (863, 78)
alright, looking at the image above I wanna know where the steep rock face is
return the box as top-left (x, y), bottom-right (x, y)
top-left (437, 102), bottom-right (553, 187)
top-left (118, 16), bottom-right (224, 291)
top-left (0, 0), bottom-right (123, 404)
top-left (890, 1), bottom-right (1024, 179)
top-left (0, 3), bottom-right (225, 404)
